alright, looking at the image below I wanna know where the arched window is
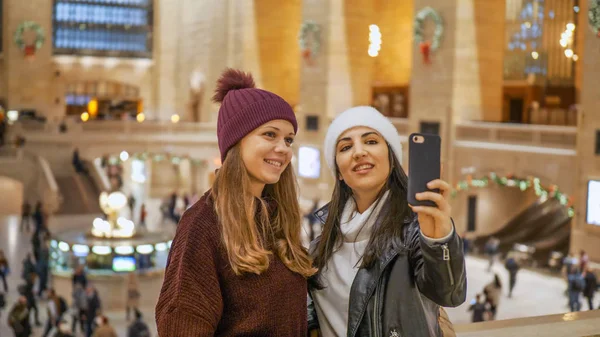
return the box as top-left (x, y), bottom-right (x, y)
top-left (52, 0), bottom-right (153, 58)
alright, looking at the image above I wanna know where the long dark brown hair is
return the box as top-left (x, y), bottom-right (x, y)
top-left (212, 145), bottom-right (316, 277)
top-left (310, 144), bottom-right (413, 288)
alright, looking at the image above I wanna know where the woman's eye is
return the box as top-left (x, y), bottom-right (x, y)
top-left (264, 132), bottom-right (276, 138)
top-left (285, 138), bottom-right (294, 146)
top-left (366, 139), bottom-right (378, 145)
top-left (339, 145), bottom-right (351, 152)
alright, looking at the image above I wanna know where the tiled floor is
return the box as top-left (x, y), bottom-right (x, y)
top-left (445, 255), bottom-right (599, 324)
top-left (0, 214), bottom-right (597, 336)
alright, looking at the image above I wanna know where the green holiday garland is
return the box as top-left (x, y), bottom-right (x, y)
top-left (298, 20), bottom-right (322, 58)
top-left (451, 172), bottom-right (574, 217)
top-left (414, 7), bottom-right (444, 51)
top-left (589, 0), bottom-right (600, 35)
top-left (14, 21), bottom-right (45, 52)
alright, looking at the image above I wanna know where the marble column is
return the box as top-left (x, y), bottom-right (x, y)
top-left (409, 0), bottom-right (505, 183)
top-left (296, 0), bottom-right (355, 199)
top-left (154, 0), bottom-right (262, 122)
top-left (571, 0), bottom-right (600, 261)
top-left (3, 0), bottom-right (61, 119)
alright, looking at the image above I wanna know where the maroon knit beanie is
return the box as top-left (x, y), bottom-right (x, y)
top-left (213, 68), bottom-right (298, 162)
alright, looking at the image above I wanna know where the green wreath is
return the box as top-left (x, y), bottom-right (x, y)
top-left (590, 0), bottom-right (600, 35)
top-left (14, 21), bottom-right (45, 51)
top-left (414, 7), bottom-right (444, 51)
top-left (298, 20), bottom-right (321, 58)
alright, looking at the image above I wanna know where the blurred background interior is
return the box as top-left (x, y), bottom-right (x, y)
top-left (1, 0), bottom-right (600, 336)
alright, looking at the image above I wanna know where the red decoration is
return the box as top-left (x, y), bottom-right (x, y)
top-left (301, 48), bottom-right (315, 66)
top-left (419, 41), bottom-right (431, 64)
top-left (25, 45), bottom-right (36, 56)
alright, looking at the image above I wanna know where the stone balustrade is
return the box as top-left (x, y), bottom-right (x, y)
top-left (455, 310), bottom-right (600, 337)
top-left (455, 121), bottom-right (577, 150)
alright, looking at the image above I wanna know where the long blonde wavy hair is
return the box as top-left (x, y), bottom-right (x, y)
top-left (211, 145), bottom-right (316, 277)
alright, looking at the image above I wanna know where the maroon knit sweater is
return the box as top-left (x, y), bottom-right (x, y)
top-left (155, 192), bottom-right (308, 336)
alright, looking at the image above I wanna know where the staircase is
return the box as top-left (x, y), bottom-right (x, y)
top-left (56, 173), bottom-right (103, 215)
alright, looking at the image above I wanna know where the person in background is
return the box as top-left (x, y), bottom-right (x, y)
top-left (31, 231), bottom-right (42, 265)
top-left (42, 289), bottom-right (67, 337)
top-left (8, 296), bottom-right (31, 337)
top-left (85, 286), bottom-right (102, 337)
top-left (72, 148), bottom-right (81, 173)
top-left (32, 202), bottom-right (46, 234)
top-left (92, 316), bottom-right (118, 337)
top-left (0, 111), bottom-right (6, 147)
top-left (568, 267), bottom-right (585, 312)
top-left (183, 194), bottom-right (190, 210)
top-left (71, 283), bottom-right (88, 335)
top-left (0, 249), bottom-right (9, 292)
top-left (483, 274), bottom-right (502, 320)
top-left (139, 203), bottom-right (147, 229)
top-left (505, 253), bottom-right (520, 298)
top-left (127, 309), bottom-right (151, 337)
top-left (21, 254), bottom-right (37, 286)
top-left (0, 289), bottom-right (6, 319)
top-left (485, 236), bottom-right (500, 272)
top-left (167, 191), bottom-right (177, 222)
top-left (126, 272), bottom-right (141, 321)
top-left (583, 267), bottom-right (598, 311)
top-left (468, 294), bottom-right (488, 323)
top-left (579, 250), bottom-right (589, 273)
top-left (72, 265), bottom-right (88, 289)
top-left (37, 238), bottom-right (51, 297)
top-left (128, 194), bottom-right (136, 216)
top-left (20, 202), bottom-right (32, 233)
top-left (18, 276), bottom-right (42, 327)
top-left (563, 252), bottom-right (579, 276)
top-left (173, 194), bottom-right (185, 223)
top-left (53, 320), bottom-right (74, 337)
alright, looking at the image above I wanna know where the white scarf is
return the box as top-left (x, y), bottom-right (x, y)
top-left (313, 190), bottom-right (390, 337)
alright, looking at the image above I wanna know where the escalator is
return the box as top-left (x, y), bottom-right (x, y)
top-left (475, 198), bottom-right (571, 263)
top-left (56, 171), bottom-right (103, 215)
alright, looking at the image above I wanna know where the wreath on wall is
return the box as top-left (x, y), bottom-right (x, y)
top-left (590, 0), bottom-right (600, 37)
top-left (14, 21), bottom-right (45, 58)
top-left (298, 20), bottom-right (321, 64)
top-left (414, 7), bottom-right (444, 64)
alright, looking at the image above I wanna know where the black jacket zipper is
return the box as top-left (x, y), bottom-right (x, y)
top-left (442, 243), bottom-right (454, 286)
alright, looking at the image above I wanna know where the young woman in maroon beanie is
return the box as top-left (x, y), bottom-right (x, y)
top-left (155, 69), bottom-right (315, 336)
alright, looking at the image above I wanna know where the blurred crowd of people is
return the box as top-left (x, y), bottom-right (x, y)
top-left (0, 202), bottom-right (152, 337)
top-left (464, 236), bottom-right (598, 323)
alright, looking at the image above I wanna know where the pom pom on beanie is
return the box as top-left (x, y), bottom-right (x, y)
top-left (212, 68), bottom-right (256, 103)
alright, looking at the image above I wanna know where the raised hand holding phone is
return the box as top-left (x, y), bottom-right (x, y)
top-left (407, 133), bottom-right (453, 239)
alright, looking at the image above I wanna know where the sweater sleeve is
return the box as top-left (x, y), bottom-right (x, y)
top-left (155, 208), bottom-right (224, 336)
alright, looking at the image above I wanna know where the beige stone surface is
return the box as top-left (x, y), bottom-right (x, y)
top-left (256, 0), bottom-right (302, 106)
top-left (372, 0), bottom-right (413, 87)
top-left (572, 0), bottom-right (600, 261)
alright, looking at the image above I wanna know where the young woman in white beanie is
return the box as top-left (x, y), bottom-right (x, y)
top-left (307, 106), bottom-right (466, 337)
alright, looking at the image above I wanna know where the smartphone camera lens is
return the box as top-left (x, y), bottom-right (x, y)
top-left (413, 136), bottom-right (418, 142)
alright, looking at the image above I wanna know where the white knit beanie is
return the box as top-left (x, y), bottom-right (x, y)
top-left (324, 106), bottom-right (402, 176)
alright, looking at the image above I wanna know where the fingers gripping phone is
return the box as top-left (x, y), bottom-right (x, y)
top-left (407, 133), bottom-right (441, 207)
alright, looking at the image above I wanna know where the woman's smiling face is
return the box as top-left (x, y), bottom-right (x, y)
top-left (335, 126), bottom-right (390, 194)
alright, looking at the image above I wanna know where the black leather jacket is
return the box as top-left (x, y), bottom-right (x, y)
top-left (307, 205), bottom-right (467, 337)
